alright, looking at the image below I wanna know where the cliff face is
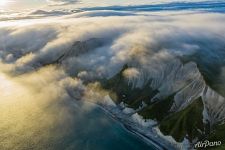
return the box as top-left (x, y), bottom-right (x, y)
top-left (102, 57), bottom-right (225, 145)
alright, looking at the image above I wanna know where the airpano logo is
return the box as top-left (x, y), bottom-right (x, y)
top-left (194, 140), bottom-right (221, 148)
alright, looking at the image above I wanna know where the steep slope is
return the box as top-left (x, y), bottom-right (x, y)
top-left (101, 58), bottom-right (225, 148)
top-left (159, 98), bottom-right (205, 143)
top-left (207, 124), bottom-right (225, 150)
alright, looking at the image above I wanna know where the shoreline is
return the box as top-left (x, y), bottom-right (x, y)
top-left (82, 100), bottom-right (176, 150)
top-left (123, 124), bottom-right (167, 150)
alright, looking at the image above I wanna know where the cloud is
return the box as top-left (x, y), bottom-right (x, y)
top-left (0, 9), bottom-right (225, 97)
top-left (47, 0), bottom-right (79, 5)
top-left (123, 68), bottom-right (140, 79)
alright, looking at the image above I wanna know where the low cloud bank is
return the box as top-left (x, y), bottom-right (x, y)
top-left (47, 0), bottom-right (79, 5)
top-left (0, 9), bottom-right (225, 96)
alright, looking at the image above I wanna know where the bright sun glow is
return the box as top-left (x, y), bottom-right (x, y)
top-left (0, 0), bottom-right (15, 7)
top-left (0, 0), bottom-right (8, 6)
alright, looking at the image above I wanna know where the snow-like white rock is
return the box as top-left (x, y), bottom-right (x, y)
top-left (171, 77), bottom-right (205, 112)
top-left (131, 113), bottom-right (157, 127)
top-left (202, 86), bottom-right (225, 126)
top-left (123, 107), bottom-right (135, 114)
top-left (181, 137), bottom-right (191, 150)
top-left (119, 102), bottom-right (126, 108)
top-left (153, 127), bottom-right (190, 150)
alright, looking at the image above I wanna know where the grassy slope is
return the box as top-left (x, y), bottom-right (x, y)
top-left (138, 94), bottom-right (174, 121)
top-left (159, 98), bottom-right (204, 142)
top-left (207, 124), bottom-right (225, 150)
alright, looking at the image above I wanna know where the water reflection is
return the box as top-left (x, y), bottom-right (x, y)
top-left (0, 72), bottom-right (154, 150)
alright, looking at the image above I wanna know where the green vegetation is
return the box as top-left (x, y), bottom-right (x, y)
top-left (138, 94), bottom-right (174, 121)
top-left (207, 124), bottom-right (225, 150)
top-left (159, 98), bottom-right (204, 142)
top-left (101, 64), bottom-right (225, 149)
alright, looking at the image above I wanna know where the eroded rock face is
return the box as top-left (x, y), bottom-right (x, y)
top-left (202, 87), bottom-right (225, 126)
top-left (119, 57), bottom-right (225, 127)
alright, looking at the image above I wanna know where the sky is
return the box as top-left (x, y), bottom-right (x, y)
top-left (0, 0), bottom-right (153, 11)
top-left (0, 0), bottom-right (46, 10)
top-left (0, 0), bottom-right (47, 10)
top-left (0, 0), bottom-right (215, 11)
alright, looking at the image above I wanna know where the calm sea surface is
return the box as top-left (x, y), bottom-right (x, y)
top-left (0, 76), bottom-right (156, 150)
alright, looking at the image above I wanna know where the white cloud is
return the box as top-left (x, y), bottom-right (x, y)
top-left (0, 9), bottom-right (225, 97)
top-left (123, 68), bottom-right (140, 79)
top-left (47, 0), bottom-right (78, 5)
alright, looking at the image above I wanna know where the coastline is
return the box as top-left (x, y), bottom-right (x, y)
top-left (123, 124), bottom-right (166, 150)
top-left (81, 100), bottom-right (177, 150)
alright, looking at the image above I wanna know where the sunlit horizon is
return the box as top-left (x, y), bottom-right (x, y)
top-left (0, 0), bottom-right (211, 12)
top-left (0, 0), bottom-right (47, 11)
top-left (0, 0), bottom-right (12, 7)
